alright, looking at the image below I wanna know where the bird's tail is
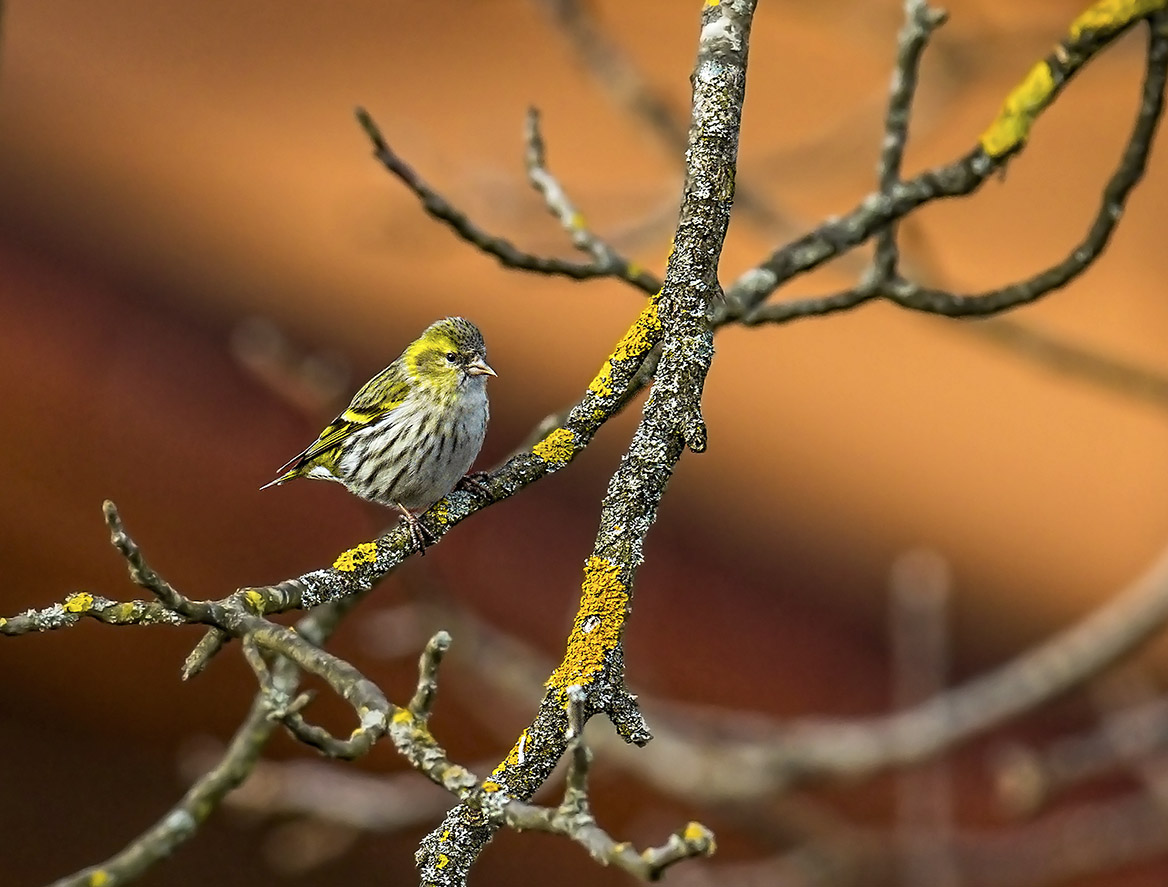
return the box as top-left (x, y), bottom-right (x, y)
top-left (259, 464), bottom-right (300, 491)
top-left (259, 474), bottom-right (289, 491)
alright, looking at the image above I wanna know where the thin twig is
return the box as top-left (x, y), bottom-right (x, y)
top-left (47, 593), bottom-right (358, 887)
top-left (729, 9), bottom-right (1167, 317)
top-left (523, 106), bottom-right (661, 293)
top-left (880, 14), bottom-right (1166, 316)
top-left (871, 0), bottom-right (947, 281)
top-left (408, 629), bottom-right (452, 721)
top-left (497, 687), bottom-right (716, 881)
top-left (535, 0), bottom-right (840, 246)
top-left (355, 106), bottom-right (658, 293)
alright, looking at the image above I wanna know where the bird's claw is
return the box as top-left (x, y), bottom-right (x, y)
top-left (456, 471), bottom-right (492, 498)
top-left (400, 511), bottom-right (435, 555)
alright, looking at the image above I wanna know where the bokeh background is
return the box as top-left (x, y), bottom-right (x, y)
top-left (2, 1), bottom-right (1168, 885)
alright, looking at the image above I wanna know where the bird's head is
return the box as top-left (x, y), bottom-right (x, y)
top-left (406, 317), bottom-right (495, 399)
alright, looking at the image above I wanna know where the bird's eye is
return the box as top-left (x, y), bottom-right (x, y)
top-left (445, 352), bottom-right (457, 363)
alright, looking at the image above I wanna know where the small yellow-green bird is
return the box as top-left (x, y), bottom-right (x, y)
top-left (263, 317), bottom-right (495, 549)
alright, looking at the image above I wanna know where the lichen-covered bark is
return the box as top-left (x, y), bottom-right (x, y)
top-left (415, 2), bottom-right (758, 884)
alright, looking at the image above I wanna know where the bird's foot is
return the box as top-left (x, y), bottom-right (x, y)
top-left (455, 471), bottom-right (492, 498)
top-left (399, 510), bottom-right (435, 555)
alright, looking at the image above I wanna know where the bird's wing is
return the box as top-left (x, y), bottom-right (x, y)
top-left (265, 364), bottom-right (410, 482)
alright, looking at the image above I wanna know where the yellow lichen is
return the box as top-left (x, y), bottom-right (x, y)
top-left (481, 780), bottom-right (501, 793)
top-left (242, 588), bottom-right (266, 614)
top-left (683, 822), bottom-right (715, 849)
top-left (428, 499), bottom-right (450, 524)
top-left (436, 854), bottom-right (450, 870)
top-left (439, 829), bottom-right (451, 843)
top-left (586, 296), bottom-right (661, 400)
top-left (64, 592), bottom-right (94, 613)
top-left (0, 618), bottom-right (6, 628)
top-left (490, 736), bottom-right (526, 781)
top-left (569, 211), bottom-right (586, 229)
top-left (1070, 0), bottom-right (1163, 39)
top-left (88, 872), bottom-right (110, 887)
top-left (532, 427), bottom-right (576, 465)
top-left (333, 541), bottom-right (378, 572)
top-left (587, 363), bottom-right (614, 398)
top-left (440, 764), bottom-right (467, 785)
top-left (546, 557), bottom-right (628, 691)
top-left (612, 294), bottom-right (661, 362)
top-left (979, 60), bottom-right (1055, 157)
top-left (704, 0), bottom-right (720, 7)
top-left (392, 708), bottom-right (414, 724)
top-left (115, 602), bottom-right (138, 621)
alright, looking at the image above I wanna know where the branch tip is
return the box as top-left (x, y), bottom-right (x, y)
top-left (409, 629), bottom-right (454, 719)
top-left (353, 105), bottom-right (387, 152)
top-left (183, 628), bottom-right (228, 680)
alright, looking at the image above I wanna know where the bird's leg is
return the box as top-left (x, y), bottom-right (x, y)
top-left (455, 472), bottom-right (492, 498)
top-left (397, 506), bottom-right (435, 554)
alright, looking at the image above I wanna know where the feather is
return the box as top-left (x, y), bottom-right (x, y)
top-left (261, 363), bottom-right (411, 488)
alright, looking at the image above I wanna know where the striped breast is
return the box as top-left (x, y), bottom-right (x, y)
top-left (337, 383), bottom-right (488, 511)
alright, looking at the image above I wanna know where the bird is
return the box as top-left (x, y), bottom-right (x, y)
top-left (262, 316), bottom-right (495, 551)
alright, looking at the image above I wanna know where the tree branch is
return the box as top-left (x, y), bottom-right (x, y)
top-left (47, 594), bottom-right (358, 887)
top-left (726, 2), bottom-right (1167, 319)
top-left (355, 106), bottom-right (658, 293)
top-left (523, 106), bottom-right (662, 294)
top-left (416, 2), bottom-right (758, 882)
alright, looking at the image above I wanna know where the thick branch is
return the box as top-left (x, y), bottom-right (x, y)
top-left (415, 3), bottom-right (757, 883)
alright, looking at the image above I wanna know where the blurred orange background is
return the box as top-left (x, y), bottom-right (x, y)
top-left (2, 1), bottom-right (1168, 885)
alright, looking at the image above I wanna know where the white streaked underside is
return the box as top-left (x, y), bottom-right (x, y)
top-left (335, 380), bottom-right (488, 511)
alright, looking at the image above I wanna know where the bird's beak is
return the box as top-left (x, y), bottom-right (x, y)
top-left (466, 356), bottom-right (497, 377)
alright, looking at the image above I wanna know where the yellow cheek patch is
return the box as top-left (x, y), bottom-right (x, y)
top-left (547, 557), bottom-right (629, 691)
top-left (333, 542), bottom-right (378, 572)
